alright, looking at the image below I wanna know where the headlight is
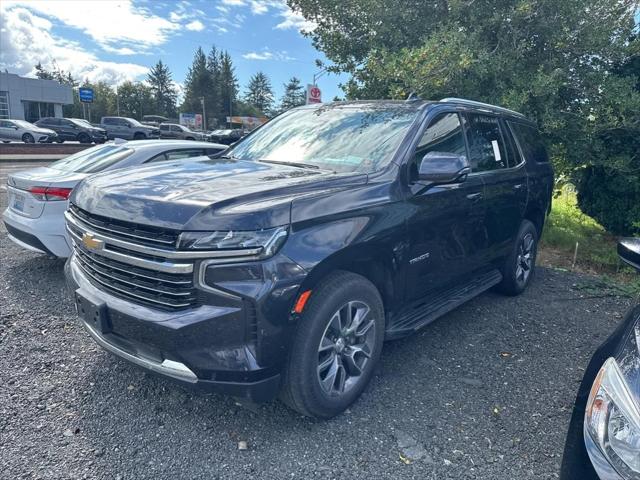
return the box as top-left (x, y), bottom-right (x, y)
top-left (586, 353), bottom-right (640, 476)
top-left (178, 226), bottom-right (288, 259)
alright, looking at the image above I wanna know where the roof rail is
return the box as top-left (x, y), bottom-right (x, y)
top-left (439, 97), bottom-right (525, 118)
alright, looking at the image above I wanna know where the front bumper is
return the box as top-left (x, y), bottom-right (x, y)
top-left (65, 254), bottom-right (286, 403)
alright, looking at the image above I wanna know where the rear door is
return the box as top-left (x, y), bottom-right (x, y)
top-left (0, 120), bottom-right (18, 140)
top-left (159, 124), bottom-right (172, 138)
top-left (58, 119), bottom-right (76, 140)
top-left (405, 111), bottom-right (486, 300)
top-left (463, 112), bottom-right (528, 264)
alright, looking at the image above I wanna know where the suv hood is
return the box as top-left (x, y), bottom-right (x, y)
top-left (71, 158), bottom-right (367, 231)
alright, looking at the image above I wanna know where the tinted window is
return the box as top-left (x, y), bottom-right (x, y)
top-left (228, 104), bottom-right (420, 173)
top-left (164, 149), bottom-right (204, 160)
top-left (464, 113), bottom-right (507, 172)
top-left (48, 144), bottom-right (134, 173)
top-left (160, 124), bottom-right (170, 131)
top-left (500, 119), bottom-right (522, 167)
top-left (508, 122), bottom-right (548, 163)
top-left (102, 118), bottom-right (115, 125)
top-left (412, 113), bottom-right (466, 172)
top-left (0, 120), bottom-right (13, 128)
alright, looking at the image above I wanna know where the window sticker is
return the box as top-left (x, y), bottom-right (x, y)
top-left (491, 140), bottom-right (502, 162)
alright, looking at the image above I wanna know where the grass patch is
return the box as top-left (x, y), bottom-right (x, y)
top-left (540, 186), bottom-right (621, 272)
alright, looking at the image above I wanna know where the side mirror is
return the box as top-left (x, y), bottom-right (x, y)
top-left (618, 238), bottom-right (640, 272)
top-left (418, 152), bottom-right (471, 184)
top-left (13, 125), bottom-right (19, 130)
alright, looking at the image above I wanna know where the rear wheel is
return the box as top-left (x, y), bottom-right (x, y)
top-left (280, 271), bottom-right (384, 418)
top-left (496, 220), bottom-right (538, 296)
top-left (22, 133), bottom-right (34, 143)
top-left (133, 132), bottom-right (146, 140)
top-left (77, 132), bottom-right (91, 143)
top-left (185, 136), bottom-right (195, 141)
top-left (55, 138), bottom-right (64, 143)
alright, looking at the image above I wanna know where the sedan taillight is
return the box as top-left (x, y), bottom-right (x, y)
top-left (28, 186), bottom-right (73, 201)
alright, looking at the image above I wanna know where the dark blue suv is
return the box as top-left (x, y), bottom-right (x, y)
top-left (65, 98), bottom-right (554, 418)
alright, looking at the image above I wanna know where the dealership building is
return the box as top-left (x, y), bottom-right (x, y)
top-left (0, 72), bottom-right (74, 123)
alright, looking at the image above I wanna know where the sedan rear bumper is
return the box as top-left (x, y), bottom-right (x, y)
top-left (3, 205), bottom-right (71, 257)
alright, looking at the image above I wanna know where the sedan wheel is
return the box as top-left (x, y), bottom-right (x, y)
top-left (22, 133), bottom-right (35, 143)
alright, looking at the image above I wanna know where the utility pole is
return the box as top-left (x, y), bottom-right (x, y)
top-left (312, 67), bottom-right (328, 86)
top-left (200, 96), bottom-right (206, 132)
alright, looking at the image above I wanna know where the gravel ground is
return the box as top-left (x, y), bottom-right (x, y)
top-left (0, 161), bottom-right (633, 479)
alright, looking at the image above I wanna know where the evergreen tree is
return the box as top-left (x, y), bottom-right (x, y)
top-left (244, 71), bottom-right (274, 115)
top-left (147, 60), bottom-right (177, 118)
top-left (279, 77), bottom-right (305, 112)
top-left (182, 47), bottom-right (211, 118)
top-left (205, 46), bottom-right (222, 126)
top-left (219, 51), bottom-right (239, 125)
top-left (34, 62), bottom-right (54, 80)
top-left (117, 81), bottom-right (153, 120)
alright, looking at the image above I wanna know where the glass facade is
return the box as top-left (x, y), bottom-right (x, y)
top-left (0, 91), bottom-right (9, 119)
top-left (23, 101), bottom-right (55, 123)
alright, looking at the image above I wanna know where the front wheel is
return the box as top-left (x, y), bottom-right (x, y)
top-left (496, 220), bottom-right (538, 296)
top-left (133, 132), bottom-right (146, 140)
top-left (22, 133), bottom-right (34, 143)
top-left (77, 132), bottom-right (91, 143)
top-left (280, 271), bottom-right (385, 418)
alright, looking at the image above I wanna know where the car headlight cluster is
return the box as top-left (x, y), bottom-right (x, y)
top-left (178, 226), bottom-right (288, 259)
top-left (585, 319), bottom-right (640, 477)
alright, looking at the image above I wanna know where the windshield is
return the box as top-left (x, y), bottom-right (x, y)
top-left (48, 144), bottom-right (134, 173)
top-left (227, 104), bottom-right (420, 173)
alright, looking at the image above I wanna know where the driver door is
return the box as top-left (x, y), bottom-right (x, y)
top-left (405, 111), bottom-right (486, 301)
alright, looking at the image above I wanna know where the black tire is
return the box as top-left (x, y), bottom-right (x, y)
top-left (185, 136), bottom-right (195, 141)
top-left (133, 132), bottom-right (146, 140)
top-left (22, 133), bottom-right (34, 143)
top-left (56, 138), bottom-right (64, 144)
top-left (280, 271), bottom-right (385, 418)
top-left (2, 140), bottom-right (10, 143)
top-left (77, 132), bottom-right (91, 144)
top-left (496, 220), bottom-right (538, 296)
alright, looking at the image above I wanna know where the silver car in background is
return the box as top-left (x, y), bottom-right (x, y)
top-left (159, 123), bottom-right (206, 141)
top-left (2, 140), bottom-right (227, 257)
top-left (0, 119), bottom-right (57, 143)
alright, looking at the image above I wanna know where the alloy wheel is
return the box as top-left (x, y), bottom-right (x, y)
top-left (316, 301), bottom-right (377, 396)
top-left (515, 233), bottom-right (535, 284)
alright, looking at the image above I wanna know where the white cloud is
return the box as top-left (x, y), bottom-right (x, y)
top-left (242, 49), bottom-right (296, 61)
top-left (185, 20), bottom-right (205, 31)
top-left (2, 0), bottom-right (180, 52)
top-left (0, 6), bottom-right (148, 85)
top-left (102, 46), bottom-right (138, 56)
top-left (243, 51), bottom-right (274, 60)
top-left (275, 9), bottom-right (316, 31)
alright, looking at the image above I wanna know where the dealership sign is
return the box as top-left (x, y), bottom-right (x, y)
top-left (306, 84), bottom-right (322, 104)
top-left (78, 87), bottom-right (94, 103)
top-left (179, 113), bottom-right (203, 129)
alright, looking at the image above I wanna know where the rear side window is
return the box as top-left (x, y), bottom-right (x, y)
top-left (508, 122), bottom-right (549, 163)
top-left (148, 149), bottom-right (205, 162)
top-left (160, 124), bottom-right (170, 131)
top-left (464, 113), bottom-right (507, 172)
top-left (500, 119), bottom-right (523, 168)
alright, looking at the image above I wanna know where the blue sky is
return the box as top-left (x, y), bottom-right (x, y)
top-left (0, 0), bottom-right (349, 103)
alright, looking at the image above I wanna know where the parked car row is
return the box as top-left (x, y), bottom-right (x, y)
top-left (35, 117), bottom-right (107, 144)
top-left (2, 99), bottom-right (638, 479)
top-left (0, 119), bottom-right (58, 143)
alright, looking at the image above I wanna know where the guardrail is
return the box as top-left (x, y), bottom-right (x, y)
top-left (0, 143), bottom-right (92, 161)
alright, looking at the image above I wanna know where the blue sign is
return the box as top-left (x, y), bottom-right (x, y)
top-left (79, 87), bottom-right (94, 103)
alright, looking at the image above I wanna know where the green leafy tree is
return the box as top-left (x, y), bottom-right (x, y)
top-left (279, 76), bottom-right (306, 112)
top-left (147, 60), bottom-right (177, 118)
top-left (289, 0), bottom-right (640, 233)
top-left (244, 71), bottom-right (274, 115)
top-left (117, 81), bottom-right (153, 120)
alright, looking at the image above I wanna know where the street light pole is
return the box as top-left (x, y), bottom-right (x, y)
top-left (200, 96), bottom-right (206, 132)
top-left (312, 67), bottom-right (328, 86)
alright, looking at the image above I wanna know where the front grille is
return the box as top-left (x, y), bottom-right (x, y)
top-left (69, 204), bottom-right (178, 249)
top-left (73, 244), bottom-right (198, 310)
top-left (67, 204), bottom-right (198, 311)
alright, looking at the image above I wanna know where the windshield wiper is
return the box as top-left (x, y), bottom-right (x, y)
top-left (257, 159), bottom-right (320, 170)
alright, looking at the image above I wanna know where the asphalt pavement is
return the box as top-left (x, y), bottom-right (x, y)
top-left (0, 160), bottom-right (632, 479)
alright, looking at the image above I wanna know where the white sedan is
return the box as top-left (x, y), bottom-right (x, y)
top-left (2, 140), bottom-right (226, 257)
top-left (0, 118), bottom-right (57, 143)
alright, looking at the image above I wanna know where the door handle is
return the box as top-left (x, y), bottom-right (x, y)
top-left (466, 192), bottom-right (483, 202)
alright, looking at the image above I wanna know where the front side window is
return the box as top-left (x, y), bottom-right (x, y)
top-left (464, 113), bottom-right (507, 172)
top-left (227, 104), bottom-right (421, 173)
top-left (160, 124), bottom-right (170, 131)
top-left (411, 112), bottom-right (466, 175)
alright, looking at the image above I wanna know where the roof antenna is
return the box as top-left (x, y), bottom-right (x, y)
top-left (406, 92), bottom-right (420, 101)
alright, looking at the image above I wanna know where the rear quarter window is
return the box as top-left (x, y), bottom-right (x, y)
top-left (508, 122), bottom-right (549, 164)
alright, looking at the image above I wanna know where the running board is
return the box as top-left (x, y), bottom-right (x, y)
top-left (385, 269), bottom-right (503, 339)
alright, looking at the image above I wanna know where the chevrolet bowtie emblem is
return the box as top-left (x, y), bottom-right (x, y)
top-left (82, 233), bottom-right (104, 250)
